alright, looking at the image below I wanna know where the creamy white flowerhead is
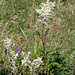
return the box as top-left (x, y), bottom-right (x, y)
top-left (36, 0), bottom-right (55, 16)
top-left (21, 51), bottom-right (31, 66)
top-left (14, 53), bottom-right (18, 60)
top-left (31, 57), bottom-right (43, 69)
top-left (11, 60), bottom-right (17, 73)
top-left (4, 37), bottom-right (12, 49)
top-left (21, 51), bottom-right (25, 56)
top-left (21, 51), bottom-right (43, 73)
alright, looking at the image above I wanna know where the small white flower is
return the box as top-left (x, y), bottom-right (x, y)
top-left (28, 60), bottom-right (31, 64)
top-left (10, 51), bottom-right (15, 55)
top-left (21, 51), bottom-right (25, 56)
top-left (15, 53), bottom-right (18, 57)
top-left (21, 60), bottom-right (25, 65)
top-left (21, 51), bottom-right (31, 66)
top-left (11, 60), bottom-right (18, 73)
top-left (14, 53), bottom-right (18, 60)
top-left (28, 65), bottom-right (33, 72)
top-left (28, 51), bottom-right (31, 56)
top-left (31, 57), bottom-right (43, 68)
top-left (43, 22), bottom-right (48, 25)
top-left (37, 19), bottom-right (42, 22)
top-left (11, 66), bottom-right (17, 73)
top-left (4, 37), bottom-right (12, 49)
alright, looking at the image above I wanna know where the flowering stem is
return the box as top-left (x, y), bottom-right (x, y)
top-left (47, 32), bottom-right (54, 51)
top-left (47, 25), bottom-right (55, 52)
top-left (42, 24), bottom-right (45, 51)
top-left (42, 24), bottom-right (45, 74)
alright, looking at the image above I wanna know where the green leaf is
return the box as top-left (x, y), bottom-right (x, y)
top-left (20, 27), bottom-right (29, 44)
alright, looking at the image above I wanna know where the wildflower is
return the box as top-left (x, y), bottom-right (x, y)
top-left (21, 51), bottom-right (25, 56)
top-left (31, 57), bottom-right (43, 69)
top-left (10, 49), bottom-right (18, 59)
top-left (12, 60), bottom-right (16, 66)
top-left (10, 49), bottom-right (18, 73)
top-left (21, 51), bottom-right (31, 66)
top-left (36, 0), bottom-right (55, 16)
top-left (11, 66), bottom-right (17, 72)
top-left (21, 44), bottom-right (23, 52)
top-left (11, 71), bottom-right (13, 75)
top-left (15, 46), bottom-right (18, 53)
top-left (36, 0), bottom-right (56, 31)
top-left (72, 65), bottom-right (75, 67)
top-left (28, 65), bottom-right (33, 72)
top-left (11, 60), bottom-right (17, 73)
top-left (28, 51), bottom-right (31, 56)
top-left (18, 62), bottom-right (20, 66)
top-left (21, 51), bottom-right (43, 73)
top-left (4, 37), bottom-right (12, 49)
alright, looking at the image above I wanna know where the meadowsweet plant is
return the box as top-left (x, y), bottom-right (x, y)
top-left (0, 0), bottom-right (74, 75)
top-left (0, 0), bottom-right (56, 74)
top-left (35, 0), bottom-right (56, 51)
top-left (35, 0), bottom-right (56, 70)
top-left (36, 0), bottom-right (55, 29)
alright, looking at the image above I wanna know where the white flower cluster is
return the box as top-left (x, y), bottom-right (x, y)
top-left (11, 60), bottom-right (17, 73)
top-left (21, 51), bottom-right (31, 66)
top-left (31, 57), bottom-right (43, 69)
top-left (35, 0), bottom-right (56, 32)
top-left (29, 57), bottom-right (43, 72)
top-left (21, 51), bottom-right (43, 73)
top-left (10, 49), bottom-right (18, 73)
top-left (4, 37), bottom-right (12, 49)
top-left (36, 0), bottom-right (55, 16)
top-left (10, 49), bottom-right (18, 60)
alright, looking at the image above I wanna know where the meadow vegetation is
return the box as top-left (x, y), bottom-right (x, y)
top-left (0, 0), bottom-right (75, 75)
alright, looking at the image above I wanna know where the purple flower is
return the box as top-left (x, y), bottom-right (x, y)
top-left (72, 65), bottom-right (74, 67)
top-left (21, 45), bottom-right (23, 52)
top-left (19, 62), bottom-right (20, 66)
top-left (15, 46), bottom-right (18, 53)
top-left (0, 63), bottom-right (2, 65)
top-left (11, 71), bottom-right (13, 75)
